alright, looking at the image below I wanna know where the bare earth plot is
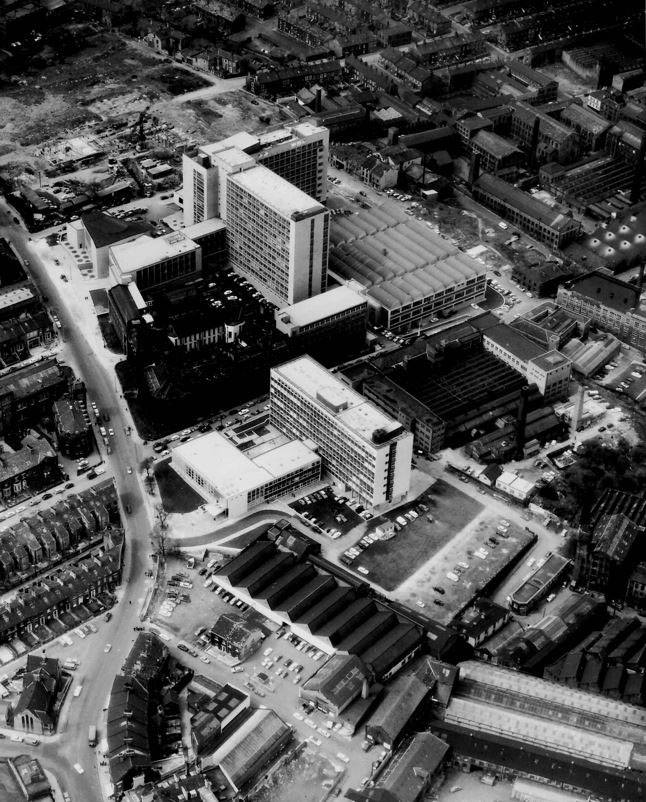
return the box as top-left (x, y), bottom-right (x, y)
top-left (251, 746), bottom-right (344, 802)
top-left (0, 30), bottom-right (275, 176)
top-left (353, 480), bottom-right (483, 591)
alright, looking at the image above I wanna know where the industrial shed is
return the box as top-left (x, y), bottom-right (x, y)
top-left (365, 670), bottom-right (430, 748)
top-left (211, 708), bottom-right (292, 792)
top-left (328, 206), bottom-right (486, 331)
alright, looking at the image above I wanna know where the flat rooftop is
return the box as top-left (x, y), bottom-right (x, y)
top-left (0, 285), bottom-right (35, 311)
top-left (110, 232), bottom-right (199, 274)
top-left (275, 285), bottom-right (366, 328)
top-left (484, 324), bottom-right (545, 363)
top-left (273, 355), bottom-right (404, 446)
top-left (529, 349), bottom-right (571, 371)
top-left (201, 121), bottom-right (326, 159)
top-left (172, 430), bottom-right (319, 498)
top-left (228, 164), bottom-right (326, 220)
top-left (182, 218), bottom-right (227, 240)
top-left (511, 552), bottom-right (571, 606)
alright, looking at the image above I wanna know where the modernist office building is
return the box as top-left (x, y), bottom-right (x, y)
top-left (270, 355), bottom-right (413, 508)
top-left (108, 231), bottom-right (202, 291)
top-left (172, 430), bottom-right (321, 518)
top-left (182, 121), bottom-right (329, 226)
top-left (226, 165), bottom-right (329, 307)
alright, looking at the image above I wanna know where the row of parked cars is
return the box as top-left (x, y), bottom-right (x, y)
top-left (212, 584), bottom-right (250, 612)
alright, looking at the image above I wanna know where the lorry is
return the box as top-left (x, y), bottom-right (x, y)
top-left (88, 725), bottom-right (97, 747)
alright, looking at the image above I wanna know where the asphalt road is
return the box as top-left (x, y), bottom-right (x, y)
top-left (0, 202), bottom-right (154, 801)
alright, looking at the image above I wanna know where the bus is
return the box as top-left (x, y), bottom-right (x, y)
top-left (88, 725), bottom-right (97, 747)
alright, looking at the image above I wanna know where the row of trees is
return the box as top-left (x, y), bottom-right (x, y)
top-left (539, 437), bottom-right (646, 523)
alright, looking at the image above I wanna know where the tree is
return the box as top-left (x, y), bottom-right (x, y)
top-left (548, 437), bottom-right (646, 523)
top-left (151, 504), bottom-right (169, 558)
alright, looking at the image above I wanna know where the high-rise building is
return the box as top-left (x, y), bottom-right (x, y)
top-left (226, 165), bottom-right (329, 306)
top-left (270, 355), bottom-right (413, 508)
top-left (182, 121), bottom-right (329, 226)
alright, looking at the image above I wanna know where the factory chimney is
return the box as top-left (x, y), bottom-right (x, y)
top-left (514, 385), bottom-right (530, 460)
top-left (361, 678), bottom-right (370, 699)
top-left (468, 152), bottom-right (481, 187)
top-left (528, 115), bottom-right (540, 170)
top-left (387, 127), bottom-right (399, 146)
top-left (571, 384), bottom-right (585, 437)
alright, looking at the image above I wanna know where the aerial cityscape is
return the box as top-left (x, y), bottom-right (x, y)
top-left (2, 1), bottom-right (646, 801)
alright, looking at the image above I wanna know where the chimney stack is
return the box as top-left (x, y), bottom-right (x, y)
top-left (529, 115), bottom-right (540, 170)
top-left (468, 152), bottom-right (481, 187)
top-left (361, 678), bottom-right (369, 699)
top-left (515, 385), bottom-right (529, 460)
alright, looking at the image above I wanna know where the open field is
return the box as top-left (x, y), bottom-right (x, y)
top-left (353, 480), bottom-right (483, 591)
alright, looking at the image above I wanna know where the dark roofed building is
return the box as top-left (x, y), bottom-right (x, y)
top-left (122, 632), bottom-right (168, 682)
top-left (189, 677), bottom-right (249, 755)
top-left (365, 670), bottom-right (430, 748)
top-left (511, 262), bottom-right (573, 298)
top-left (456, 598), bottom-right (510, 648)
top-left (473, 173), bottom-right (581, 249)
top-left (0, 358), bottom-right (67, 438)
top-left (107, 674), bottom-right (152, 795)
top-left (470, 130), bottom-right (525, 174)
top-left (14, 655), bottom-right (62, 736)
top-left (300, 653), bottom-right (369, 717)
top-left (210, 708), bottom-right (292, 792)
top-left (81, 212), bottom-right (152, 250)
top-left (209, 612), bottom-right (264, 661)
top-left (53, 395), bottom-right (92, 459)
top-left (433, 659), bottom-right (646, 802)
top-left (68, 212), bottom-right (153, 278)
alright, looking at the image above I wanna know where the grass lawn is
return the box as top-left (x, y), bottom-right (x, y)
top-left (154, 462), bottom-right (204, 514)
top-left (354, 479), bottom-right (483, 591)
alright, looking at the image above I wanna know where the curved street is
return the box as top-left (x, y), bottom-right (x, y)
top-left (0, 202), bottom-right (155, 800)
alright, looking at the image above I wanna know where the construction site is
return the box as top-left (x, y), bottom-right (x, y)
top-left (0, 29), bottom-right (281, 225)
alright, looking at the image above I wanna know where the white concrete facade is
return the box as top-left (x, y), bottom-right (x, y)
top-left (270, 355), bottom-right (413, 509)
top-left (226, 165), bottom-right (329, 307)
top-left (171, 431), bottom-right (321, 518)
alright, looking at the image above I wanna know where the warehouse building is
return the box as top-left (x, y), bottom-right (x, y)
top-left (470, 130), bottom-right (525, 175)
top-left (510, 102), bottom-right (580, 164)
top-left (348, 732), bottom-right (449, 802)
top-left (483, 324), bottom-right (571, 401)
top-left (208, 708), bottom-right (292, 793)
top-left (328, 205), bottom-right (486, 332)
top-left (365, 669), bottom-right (430, 748)
top-left (557, 272), bottom-right (646, 354)
top-left (214, 538), bottom-right (425, 680)
top-left (473, 174), bottom-right (581, 249)
top-left (346, 312), bottom-right (559, 452)
top-left (171, 430), bottom-right (321, 518)
top-left (433, 660), bottom-right (646, 801)
top-left (300, 653), bottom-right (369, 717)
top-left (509, 552), bottom-right (572, 615)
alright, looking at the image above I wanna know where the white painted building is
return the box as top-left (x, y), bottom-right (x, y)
top-left (270, 355), bottom-right (413, 509)
top-left (171, 430), bottom-right (321, 518)
top-left (226, 165), bottom-right (329, 307)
